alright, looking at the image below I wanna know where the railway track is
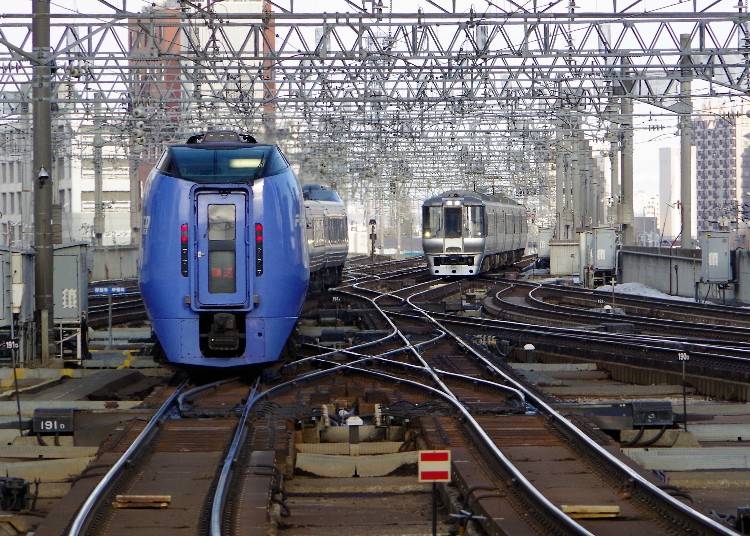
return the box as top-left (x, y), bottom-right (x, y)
top-left (48, 260), bottom-right (743, 535)
top-left (211, 265), bottom-right (734, 535)
top-left (497, 279), bottom-right (750, 343)
top-left (438, 279), bottom-right (750, 398)
top-left (62, 378), bottom-right (254, 536)
top-left (524, 280), bottom-right (750, 327)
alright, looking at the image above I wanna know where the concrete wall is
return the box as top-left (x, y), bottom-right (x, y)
top-left (90, 246), bottom-right (139, 281)
top-left (619, 246), bottom-right (750, 303)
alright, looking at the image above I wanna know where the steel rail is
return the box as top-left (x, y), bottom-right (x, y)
top-left (67, 380), bottom-right (188, 536)
top-left (302, 335), bottom-right (526, 405)
top-left (513, 278), bottom-right (750, 318)
top-left (332, 282), bottom-right (592, 534)
top-left (211, 351), bottom-right (586, 535)
top-left (486, 288), bottom-right (750, 363)
top-left (411, 279), bottom-right (750, 364)
top-left (525, 283), bottom-right (750, 339)
top-left (209, 379), bottom-right (260, 536)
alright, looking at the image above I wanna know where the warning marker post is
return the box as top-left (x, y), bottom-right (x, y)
top-left (418, 450), bottom-right (451, 535)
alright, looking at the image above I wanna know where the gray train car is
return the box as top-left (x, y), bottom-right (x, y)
top-left (422, 190), bottom-right (527, 276)
top-left (303, 184), bottom-right (348, 287)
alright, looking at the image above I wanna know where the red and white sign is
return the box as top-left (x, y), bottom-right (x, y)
top-left (418, 450), bottom-right (452, 482)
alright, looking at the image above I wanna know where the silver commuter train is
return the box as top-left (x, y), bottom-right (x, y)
top-left (422, 190), bottom-right (527, 276)
top-left (303, 184), bottom-right (348, 287)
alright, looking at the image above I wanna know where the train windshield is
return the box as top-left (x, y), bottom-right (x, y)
top-left (158, 145), bottom-right (288, 183)
top-left (465, 205), bottom-right (484, 238)
top-left (422, 206), bottom-right (443, 238)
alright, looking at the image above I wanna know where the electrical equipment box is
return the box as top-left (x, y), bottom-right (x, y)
top-left (0, 248), bottom-right (12, 329)
top-left (549, 240), bottom-right (580, 276)
top-left (593, 227), bottom-right (617, 271)
top-left (11, 252), bottom-right (33, 322)
top-left (578, 231), bottom-right (593, 277)
top-left (631, 401), bottom-right (674, 427)
top-left (700, 230), bottom-right (731, 283)
top-left (537, 227), bottom-right (553, 258)
top-left (53, 244), bottom-right (89, 322)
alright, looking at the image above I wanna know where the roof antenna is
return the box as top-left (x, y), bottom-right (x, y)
top-left (473, 181), bottom-right (477, 192)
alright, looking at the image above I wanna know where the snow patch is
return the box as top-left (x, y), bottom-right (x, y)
top-left (594, 282), bottom-right (697, 302)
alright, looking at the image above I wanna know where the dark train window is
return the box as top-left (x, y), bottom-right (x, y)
top-left (444, 207), bottom-right (462, 238)
top-left (422, 207), bottom-right (431, 234)
top-left (159, 145), bottom-right (288, 183)
top-left (208, 205), bottom-right (236, 293)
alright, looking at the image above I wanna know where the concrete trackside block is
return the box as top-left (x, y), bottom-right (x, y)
top-left (295, 451), bottom-right (417, 477)
top-left (688, 423), bottom-right (750, 442)
top-left (0, 368), bottom-right (77, 388)
top-left (285, 476), bottom-right (430, 495)
top-left (296, 441), bottom-right (404, 456)
top-left (620, 430), bottom-right (700, 448)
top-left (510, 363), bottom-right (598, 372)
top-left (622, 447), bottom-right (750, 470)
top-left (0, 457), bottom-right (93, 481)
top-left (0, 446), bottom-right (98, 460)
top-left (0, 400), bottom-right (140, 416)
top-left (666, 471), bottom-right (750, 489)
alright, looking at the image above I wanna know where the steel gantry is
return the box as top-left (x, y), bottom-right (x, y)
top-left (0, 0), bottom-right (749, 250)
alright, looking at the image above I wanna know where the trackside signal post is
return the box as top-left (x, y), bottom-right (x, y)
top-left (369, 219), bottom-right (377, 261)
top-left (419, 450), bottom-right (451, 535)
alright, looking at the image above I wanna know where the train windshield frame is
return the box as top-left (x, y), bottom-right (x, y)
top-left (157, 145), bottom-right (288, 183)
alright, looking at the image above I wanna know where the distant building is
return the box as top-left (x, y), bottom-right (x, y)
top-left (693, 104), bottom-right (750, 248)
top-left (634, 216), bottom-right (659, 246)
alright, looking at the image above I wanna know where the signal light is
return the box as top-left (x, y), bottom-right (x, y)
top-left (255, 223), bottom-right (263, 276)
top-left (180, 223), bottom-right (188, 276)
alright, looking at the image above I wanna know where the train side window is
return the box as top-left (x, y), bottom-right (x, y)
top-left (313, 219), bottom-right (324, 247)
top-left (466, 206), bottom-right (484, 238)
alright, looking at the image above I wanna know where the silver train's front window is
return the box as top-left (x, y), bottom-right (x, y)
top-left (465, 206), bottom-right (484, 237)
top-left (444, 207), bottom-right (462, 238)
top-left (423, 206), bottom-right (443, 238)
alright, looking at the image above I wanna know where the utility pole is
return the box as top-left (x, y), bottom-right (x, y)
top-left (620, 95), bottom-right (635, 245)
top-left (93, 94), bottom-right (104, 246)
top-left (679, 33), bottom-right (693, 249)
top-left (32, 0), bottom-right (55, 364)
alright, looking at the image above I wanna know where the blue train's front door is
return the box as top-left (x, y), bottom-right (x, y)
top-left (195, 191), bottom-right (250, 308)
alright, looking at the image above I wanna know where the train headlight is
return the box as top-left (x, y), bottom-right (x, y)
top-left (423, 231), bottom-right (431, 238)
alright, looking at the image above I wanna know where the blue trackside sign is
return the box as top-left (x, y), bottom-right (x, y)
top-left (93, 287), bottom-right (127, 295)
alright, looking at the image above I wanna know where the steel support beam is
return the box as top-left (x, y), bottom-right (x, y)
top-left (620, 96), bottom-right (635, 245)
top-left (32, 0), bottom-right (54, 364)
top-left (680, 34), bottom-right (694, 249)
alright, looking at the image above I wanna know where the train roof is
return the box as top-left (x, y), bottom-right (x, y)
top-left (422, 190), bottom-right (522, 207)
top-left (303, 184), bottom-right (343, 203)
top-left (185, 130), bottom-right (257, 144)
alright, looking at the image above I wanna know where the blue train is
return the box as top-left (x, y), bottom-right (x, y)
top-left (140, 130), bottom-right (347, 368)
